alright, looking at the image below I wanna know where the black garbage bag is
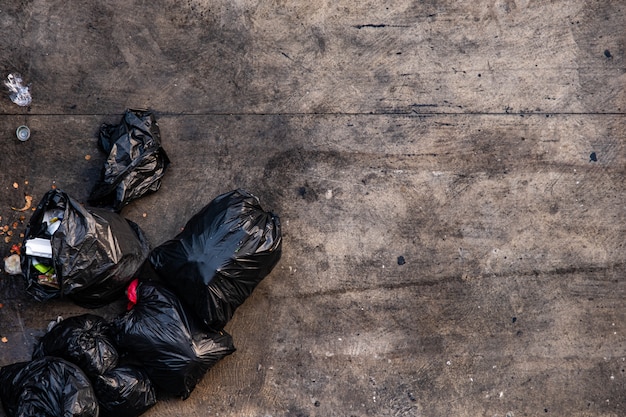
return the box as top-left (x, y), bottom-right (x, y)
top-left (32, 314), bottom-right (118, 377)
top-left (94, 365), bottom-right (157, 417)
top-left (88, 109), bottom-right (170, 211)
top-left (149, 189), bottom-right (282, 329)
top-left (0, 356), bottom-right (99, 417)
top-left (112, 281), bottom-right (236, 399)
top-left (21, 189), bottom-right (150, 308)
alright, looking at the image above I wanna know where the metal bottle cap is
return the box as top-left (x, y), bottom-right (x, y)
top-left (16, 125), bottom-right (30, 141)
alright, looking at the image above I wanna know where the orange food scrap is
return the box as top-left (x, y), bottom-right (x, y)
top-left (11, 195), bottom-right (32, 212)
top-left (1, 337), bottom-right (7, 343)
top-left (12, 182), bottom-right (18, 189)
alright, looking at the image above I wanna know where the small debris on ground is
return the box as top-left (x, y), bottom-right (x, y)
top-left (11, 195), bottom-right (33, 212)
top-left (4, 73), bottom-right (32, 107)
top-left (4, 253), bottom-right (21, 275)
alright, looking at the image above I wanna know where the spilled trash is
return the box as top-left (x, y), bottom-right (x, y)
top-left (1, 109), bottom-right (282, 417)
top-left (21, 189), bottom-right (150, 308)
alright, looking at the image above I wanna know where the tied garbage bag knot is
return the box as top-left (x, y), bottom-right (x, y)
top-left (112, 281), bottom-right (235, 399)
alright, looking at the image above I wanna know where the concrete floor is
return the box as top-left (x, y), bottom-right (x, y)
top-left (0, 1), bottom-right (625, 416)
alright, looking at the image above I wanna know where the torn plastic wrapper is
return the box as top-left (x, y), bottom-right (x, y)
top-left (21, 189), bottom-right (150, 308)
top-left (32, 314), bottom-right (119, 378)
top-left (112, 281), bottom-right (235, 399)
top-left (149, 189), bottom-right (282, 330)
top-left (0, 357), bottom-right (99, 417)
top-left (4, 73), bottom-right (31, 107)
top-left (88, 109), bottom-right (170, 211)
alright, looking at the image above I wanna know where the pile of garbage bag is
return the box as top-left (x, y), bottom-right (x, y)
top-left (0, 356), bottom-right (99, 417)
top-left (1, 314), bottom-right (158, 417)
top-left (1, 111), bottom-right (282, 417)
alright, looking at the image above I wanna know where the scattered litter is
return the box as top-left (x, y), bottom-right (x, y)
top-left (3, 254), bottom-right (21, 275)
top-left (16, 125), bottom-right (30, 141)
top-left (12, 182), bottom-right (18, 189)
top-left (4, 73), bottom-right (32, 107)
top-left (1, 337), bottom-right (7, 343)
top-left (85, 154), bottom-right (91, 161)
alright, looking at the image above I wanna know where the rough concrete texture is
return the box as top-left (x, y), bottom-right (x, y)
top-left (0, 1), bottom-right (625, 416)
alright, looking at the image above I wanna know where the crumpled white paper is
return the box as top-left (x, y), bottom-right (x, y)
top-left (5, 73), bottom-right (32, 106)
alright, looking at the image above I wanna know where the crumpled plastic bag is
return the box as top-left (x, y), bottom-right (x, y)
top-left (32, 314), bottom-right (118, 377)
top-left (0, 356), bottom-right (99, 417)
top-left (94, 365), bottom-right (157, 417)
top-left (4, 73), bottom-right (31, 107)
top-left (149, 189), bottom-right (282, 329)
top-left (21, 189), bottom-right (150, 307)
top-left (88, 109), bottom-right (170, 211)
top-left (112, 281), bottom-right (235, 399)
